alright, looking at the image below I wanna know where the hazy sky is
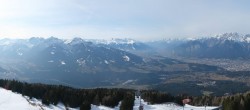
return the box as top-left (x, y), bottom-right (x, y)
top-left (0, 0), bottom-right (250, 40)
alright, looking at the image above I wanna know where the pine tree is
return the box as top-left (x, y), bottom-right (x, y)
top-left (80, 101), bottom-right (91, 110)
top-left (120, 93), bottom-right (134, 110)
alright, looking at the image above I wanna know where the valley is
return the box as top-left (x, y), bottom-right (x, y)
top-left (173, 57), bottom-right (250, 71)
top-left (1, 34), bottom-right (250, 96)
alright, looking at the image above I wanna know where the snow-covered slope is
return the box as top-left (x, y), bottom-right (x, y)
top-left (0, 88), bottom-right (220, 110)
top-left (133, 96), bottom-right (220, 110)
top-left (91, 104), bottom-right (120, 110)
top-left (0, 88), bottom-right (39, 110)
top-left (69, 96), bottom-right (220, 110)
top-left (133, 96), bottom-right (183, 110)
top-left (0, 87), bottom-right (118, 110)
top-left (0, 88), bottom-right (77, 110)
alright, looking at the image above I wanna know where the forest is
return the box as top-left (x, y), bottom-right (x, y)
top-left (0, 79), bottom-right (134, 110)
top-left (0, 79), bottom-right (250, 110)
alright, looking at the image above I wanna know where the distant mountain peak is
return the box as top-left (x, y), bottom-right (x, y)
top-left (213, 32), bottom-right (250, 42)
top-left (91, 38), bottom-right (137, 45)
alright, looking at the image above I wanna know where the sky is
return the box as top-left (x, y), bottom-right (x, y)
top-left (0, 0), bottom-right (250, 40)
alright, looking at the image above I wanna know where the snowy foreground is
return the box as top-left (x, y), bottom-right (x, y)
top-left (133, 97), bottom-right (220, 110)
top-left (0, 88), bottom-right (220, 110)
top-left (0, 88), bottom-right (78, 110)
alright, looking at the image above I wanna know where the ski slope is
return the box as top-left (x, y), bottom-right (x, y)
top-left (0, 88), bottom-right (220, 110)
top-left (133, 96), bottom-right (219, 110)
top-left (0, 88), bottom-right (39, 110)
top-left (0, 88), bottom-right (77, 110)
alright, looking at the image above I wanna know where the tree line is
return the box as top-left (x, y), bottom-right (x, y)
top-left (0, 79), bottom-right (134, 110)
top-left (188, 92), bottom-right (250, 110)
top-left (1, 79), bottom-right (250, 110)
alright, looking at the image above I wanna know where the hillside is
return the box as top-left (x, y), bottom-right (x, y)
top-left (0, 87), bottom-right (221, 110)
top-left (0, 88), bottom-right (77, 110)
top-left (3, 79), bottom-right (250, 110)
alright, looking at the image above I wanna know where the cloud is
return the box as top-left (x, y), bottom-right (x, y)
top-left (0, 0), bottom-right (250, 40)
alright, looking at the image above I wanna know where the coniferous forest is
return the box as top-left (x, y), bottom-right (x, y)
top-left (1, 79), bottom-right (250, 110)
top-left (0, 79), bottom-right (135, 110)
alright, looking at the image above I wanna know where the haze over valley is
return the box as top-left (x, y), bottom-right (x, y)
top-left (1, 33), bottom-right (250, 96)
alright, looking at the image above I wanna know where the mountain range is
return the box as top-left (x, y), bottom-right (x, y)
top-left (0, 36), bottom-right (221, 87)
top-left (173, 33), bottom-right (250, 58)
top-left (1, 33), bottom-right (250, 95)
top-left (85, 32), bottom-right (250, 59)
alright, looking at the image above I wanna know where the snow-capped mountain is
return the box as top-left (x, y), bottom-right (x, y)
top-left (92, 38), bottom-right (136, 45)
top-left (153, 33), bottom-right (250, 58)
top-left (214, 32), bottom-right (250, 43)
top-left (87, 38), bottom-right (151, 52)
top-left (0, 37), bottom-right (221, 88)
top-left (0, 37), bottom-right (147, 87)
